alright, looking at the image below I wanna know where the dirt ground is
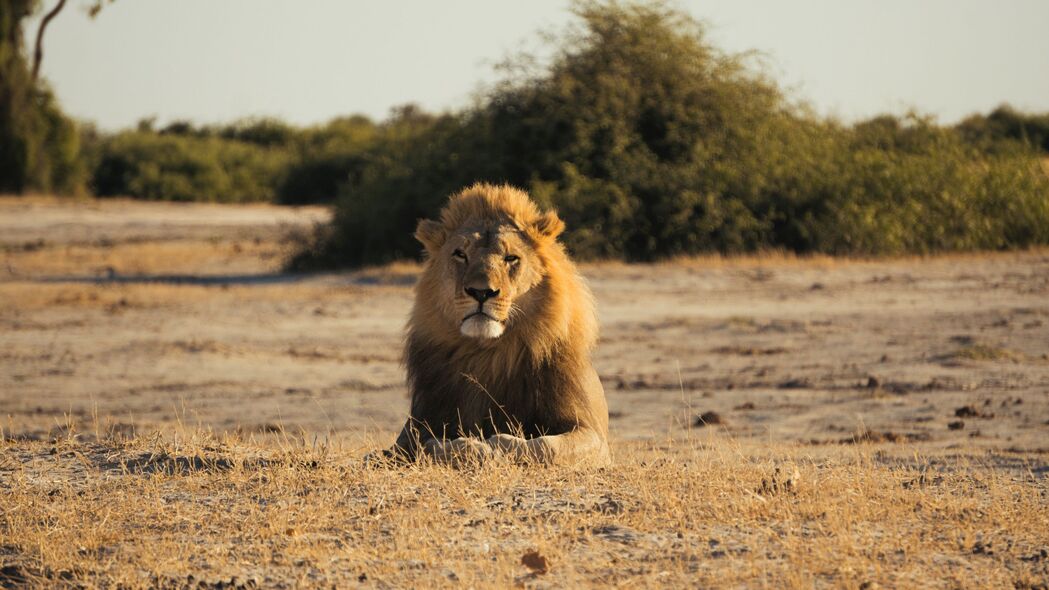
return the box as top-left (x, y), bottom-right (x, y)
top-left (3, 196), bottom-right (1048, 450)
top-left (1, 196), bottom-right (1048, 588)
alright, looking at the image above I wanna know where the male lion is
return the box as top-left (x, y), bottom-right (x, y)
top-left (380, 183), bottom-right (610, 466)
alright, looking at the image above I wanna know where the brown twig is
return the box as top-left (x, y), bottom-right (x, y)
top-left (31, 0), bottom-right (68, 83)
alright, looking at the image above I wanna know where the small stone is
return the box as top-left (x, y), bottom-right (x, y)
top-left (693, 411), bottom-right (724, 427)
top-left (521, 550), bottom-right (550, 574)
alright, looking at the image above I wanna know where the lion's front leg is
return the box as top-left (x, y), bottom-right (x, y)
top-left (485, 428), bottom-right (610, 467)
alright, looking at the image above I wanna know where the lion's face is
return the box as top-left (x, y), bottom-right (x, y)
top-left (432, 224), bottom-right (544, 340)
top-left (414, 185), bottom-right (567, 342)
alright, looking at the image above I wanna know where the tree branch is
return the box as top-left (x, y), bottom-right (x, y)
top-left (31, 0), bottom-right (68, 83)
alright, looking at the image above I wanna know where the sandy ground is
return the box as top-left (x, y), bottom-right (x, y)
top-left (0, 196), bottom-right (329, 246)
top-left (2, 197), bottom-right (1048, 455)
top-left (1, 196), bottom-right (1049, 587)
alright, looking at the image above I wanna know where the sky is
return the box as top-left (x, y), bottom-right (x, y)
top-left (25, 0), bottom-right (1049, 131)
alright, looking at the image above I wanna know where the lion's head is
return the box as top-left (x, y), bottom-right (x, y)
top-left (412, 184), bottom-right (576, 344)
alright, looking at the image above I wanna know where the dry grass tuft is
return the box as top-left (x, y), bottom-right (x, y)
top-left (949, 343), bottom-right (1026, 362)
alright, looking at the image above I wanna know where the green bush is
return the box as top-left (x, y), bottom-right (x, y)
top-left (297, 1), bottom-right (1049, 268)
top-left (799, 117), bottom-right (1049, 254)
top-left (956, 105), bottom-right (1049, 154)
top-left (87, 115), bottom-right (389, 205)
top-left (215, 118), bottom-right (297, 147)
top-left (91, 131), bottom-right (291, 202)
top-left (277, 115), bottom-right (380, 205)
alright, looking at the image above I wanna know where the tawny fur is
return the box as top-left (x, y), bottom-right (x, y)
top-left (386, 183), bottom-right (610, 466)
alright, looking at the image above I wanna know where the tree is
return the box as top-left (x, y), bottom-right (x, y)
top-left (0, 0), bottom-right (84, 194)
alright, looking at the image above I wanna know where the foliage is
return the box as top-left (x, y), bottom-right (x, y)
top-left (277, 115), bottom-right (379, 205)
top-left (11, 0), bottom-right (1045, 263)
top-left (87, 116), bottom-right (390, 204)
top-left (0, 0), bottom-right (85, 195)
top-left (301, 1), bottom-right (1049, 267)
top-left (90, 130), bottom-right (292, 203)
top-left (788, 116), bottom-right (1049, 254)
top-left (955, 105), bottom-right (1049, 154)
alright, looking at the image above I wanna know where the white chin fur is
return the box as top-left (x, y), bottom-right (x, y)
top-left (460, 315), bottom-right (505, 339)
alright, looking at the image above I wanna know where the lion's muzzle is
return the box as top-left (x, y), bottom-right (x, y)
top-left (460, 307), bottom-right (505, 339)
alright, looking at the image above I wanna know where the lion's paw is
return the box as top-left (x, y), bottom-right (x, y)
top-left (363, 448), bottom-right (408, 469)
top-left (485, 433), bottom-right (526, 453)
top-left (485, 434), bottom-right (554, 463)
top-left (424, 437), bottom-right (493, 466)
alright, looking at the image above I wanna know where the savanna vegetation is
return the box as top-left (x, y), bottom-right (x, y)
top-left (86, 113), bottom-right (399, 205)
top-left (296, 3), bottom-right (1049, 266)
top-left (2, 2), bottom-right (1048, 265)
top-left (5, 434), bottom-right (1048, 588)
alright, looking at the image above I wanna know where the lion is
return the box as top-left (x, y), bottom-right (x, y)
top-left (379, 183), bottom-right (611, 467)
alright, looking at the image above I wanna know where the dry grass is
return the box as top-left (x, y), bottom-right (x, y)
top-left (2, 430), bottom-right (1047, 589)
top-left (949, 343), bottom-right (1027, 363)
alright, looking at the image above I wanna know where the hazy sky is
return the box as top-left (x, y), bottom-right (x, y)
top-left (26, 0), bottom-right (1049, 131)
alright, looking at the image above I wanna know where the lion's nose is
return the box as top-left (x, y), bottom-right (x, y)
top-left (465, 287), bottom-right (500, 303)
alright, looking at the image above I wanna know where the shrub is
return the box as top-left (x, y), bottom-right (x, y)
top-left (277, 116), bottom-right (380, 205)
top-left (91, 131), bottom-right (291, 202)
top-left (300, 1), bottom-right (1049, 268)
top-left (803, 119), bottom-right (1049, 254)
top-left (85, 115), bottom-right (391, 205)
top-left (956, 105), bottom-right (1049, 154)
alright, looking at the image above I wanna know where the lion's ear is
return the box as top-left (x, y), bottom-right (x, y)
top-left (532, 210), bottom-right (565, 240)
top-left (415, 219), bottom-right (446, 252)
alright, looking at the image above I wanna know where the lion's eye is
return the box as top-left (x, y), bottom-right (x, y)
top-left (504, 254), bottom-right (519, 264)
top-left (452, 249), bottom-right (467, 261)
